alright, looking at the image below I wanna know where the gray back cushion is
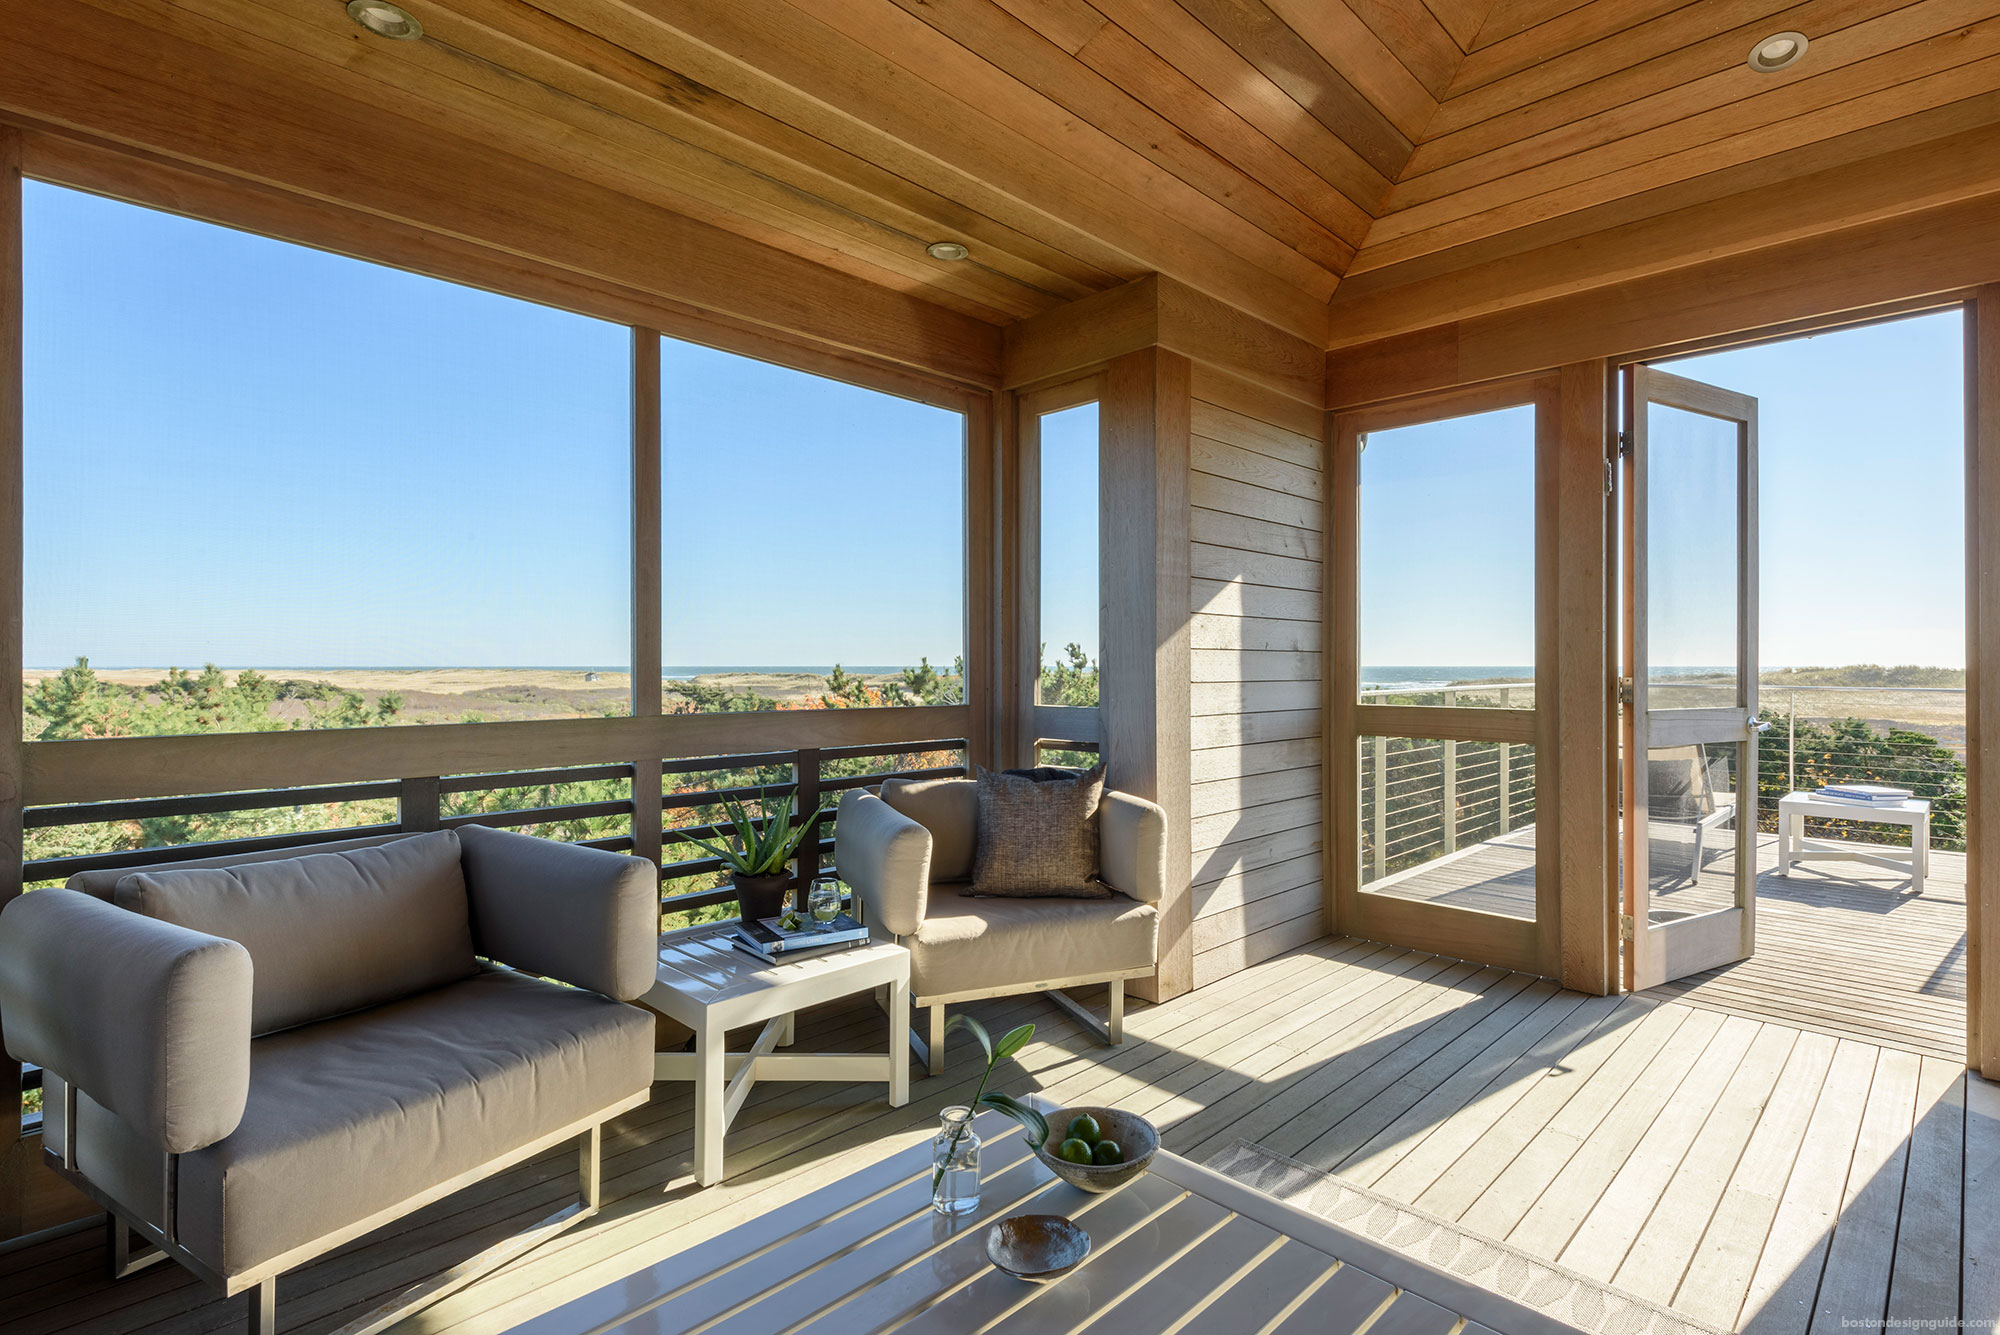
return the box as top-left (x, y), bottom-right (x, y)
top-left (114, 830), bottom-right (477, 1035)
top-left (879, 776), bottom-right (979, 883)
top-left (970, 765), bottom-right (1110, 899)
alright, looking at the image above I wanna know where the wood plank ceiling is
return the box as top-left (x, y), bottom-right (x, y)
top-left (15, 0), bottom-right (2000, 349)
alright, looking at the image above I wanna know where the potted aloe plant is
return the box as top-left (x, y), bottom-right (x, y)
top-left (682, 787), bottom-right (823, 923)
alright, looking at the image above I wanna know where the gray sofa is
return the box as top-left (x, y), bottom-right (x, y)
top-left (835, 776), bottom-right (1165, 1074)
top-left (0, 824), bottom-right (658, 1334)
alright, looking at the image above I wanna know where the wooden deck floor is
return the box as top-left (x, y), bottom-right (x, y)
top-left (5, 936), bottom-right (1996, 1335)
top-left (1374, 827), bottom-right (1969, 1061)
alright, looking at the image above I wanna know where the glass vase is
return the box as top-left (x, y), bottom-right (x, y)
top-left (932, 1106), bottom-right (981, 1215)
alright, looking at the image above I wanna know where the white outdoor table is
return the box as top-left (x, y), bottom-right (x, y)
top-left (646, 926), bottom-right (910, 1186)
top-left (1777, 790), bottom-right (1932, 892)
top-left (513, 1112), bottom-right (1573, 1335)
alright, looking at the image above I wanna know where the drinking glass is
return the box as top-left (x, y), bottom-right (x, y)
top-left (807, 875), bottom-right (842, 930)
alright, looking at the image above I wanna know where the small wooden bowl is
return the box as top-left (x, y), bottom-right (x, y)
top-left (1033, 1106), bottom-right (1160, 1193)
top-left (986, 1213), bottom-right (1092, 1282)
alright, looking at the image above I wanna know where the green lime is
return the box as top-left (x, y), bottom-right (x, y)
top-left (1057, 1137), bottom-right (1095, 1165)
top-left (1091, 1139), bottom-right (1124, 1166)
top-left (1065, 1114), bottom-right (1102, 1146)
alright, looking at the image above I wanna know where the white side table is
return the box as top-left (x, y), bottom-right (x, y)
top-left (646, 926), bottom-right (911, 1186)
top-left (1777, 790), bottom-right (1932, 893)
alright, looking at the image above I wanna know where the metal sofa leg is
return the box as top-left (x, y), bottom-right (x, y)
top-left (323, 1126), bottom-right (607, 1335)
top-left (246, 1278), bottom-right (277, 1335)
top-left (1046, 984), bottom-right (1124, 1047)
top-left (107, 1212), bottom-right (170, 1280)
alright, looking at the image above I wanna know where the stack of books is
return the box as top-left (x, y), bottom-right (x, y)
top-left (1814, 783), bottom-right (1915, 808)
top-left (732, 911), bottom-right (870, 964)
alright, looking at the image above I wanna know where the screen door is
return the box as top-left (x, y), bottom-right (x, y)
top-left (1622, 365), bottom-right (1763, 991)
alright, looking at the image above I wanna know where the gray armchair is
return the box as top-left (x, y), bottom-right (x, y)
top-left (0, 824), bottom-right (658, 1334)
top-left (835, 776), bottom-right (1166, 1075)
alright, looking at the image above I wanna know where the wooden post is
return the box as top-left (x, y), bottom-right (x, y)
top-left (1371, 734), bottom-right (1388, 881)
top-left (1553, 360), bottom-right (1614, 995)
top-left (1968, 294), bottom-right (2000, 1074)
top-left (795, 747), bottom-right (822, 896)
top-left (0, 128), bottom-right (24, 1240)
top-left (398, 776), bottom-right (441, 833)
top-left (631, 329), bottom-right (664, 871)
top-left (1101, 348), bottom-right (1192, 1004)
top-left (1442, 739), bottom-right (1459, 854)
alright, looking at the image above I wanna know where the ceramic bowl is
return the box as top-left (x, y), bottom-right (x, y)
top-left (985, 1213), bottom-right (1092, 1282)
top-left (1032, 1106), bottom-right (1160, 1192)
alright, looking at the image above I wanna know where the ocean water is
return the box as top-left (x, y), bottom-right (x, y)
top-left (1362, 665), bottom-right (1732, 690)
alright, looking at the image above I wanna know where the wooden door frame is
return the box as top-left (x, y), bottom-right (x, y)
top-left (1329, 373), bottom-right (1567, 978)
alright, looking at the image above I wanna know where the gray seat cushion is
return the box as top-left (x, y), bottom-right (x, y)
top-left (173, 968), bottom-right (653, 1276)
top-left (113, 830), bottom-right (477, 1036)
top-left (906, 887), bottom-right (1156, 999)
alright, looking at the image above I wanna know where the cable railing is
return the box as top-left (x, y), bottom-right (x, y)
top-left (1361, 735), bottom-right (1538, 884)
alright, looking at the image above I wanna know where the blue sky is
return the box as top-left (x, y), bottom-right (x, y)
top-left (24, 185), bottom-right (1965, 675)
top-left (1360, 311), bottom-right (1966, 671)
top-left (23, 183), bottom-right (964, 670)
top-left (1039, 403), bottom-right (1100, 664)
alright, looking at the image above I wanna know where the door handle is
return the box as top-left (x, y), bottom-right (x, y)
top-left (1748, 716), bottom-right (1772, 733)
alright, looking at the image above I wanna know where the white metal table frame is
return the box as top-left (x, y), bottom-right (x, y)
top-left (646, 927), bottom-right (911, 1186)
top-left (1777, 790), bottom-right (1932, 893)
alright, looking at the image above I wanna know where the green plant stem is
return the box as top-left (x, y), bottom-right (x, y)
top-left (932, 1065), bottom-right (995, 1201)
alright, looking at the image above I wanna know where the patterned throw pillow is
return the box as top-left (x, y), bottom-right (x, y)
top-left (968, 764), bottom-right (1111, 898)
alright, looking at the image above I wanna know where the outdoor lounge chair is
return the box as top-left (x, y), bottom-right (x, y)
top-left (0, 825), bottom-right (658, 1335)
top-left (834, 775), bottom-right (1165, 1075)
top-left (1648, 745), bottom-right (1737, 884)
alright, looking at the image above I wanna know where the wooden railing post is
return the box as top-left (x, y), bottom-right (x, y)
top-left (1440, 688), bottom-right (1458, 855)
top-left (399, 776), bottom-right (441, 833)
top-left (795, 747), bottom-right (823, 899)
top-left (1443, 740), bottom-right (1459, 854)
top-left (1371, 734), bottom-right (1388, 881)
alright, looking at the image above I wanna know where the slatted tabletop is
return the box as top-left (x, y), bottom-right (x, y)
top-left (650, 927), bottom-right (910, 1028)
top-left (512, 1112), bottom-right (1567, 1335)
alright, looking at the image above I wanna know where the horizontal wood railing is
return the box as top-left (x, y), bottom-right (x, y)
top-left (23, 736), bottom-right (970, 916)
top-left (21, 704), bottom-right (974, 805)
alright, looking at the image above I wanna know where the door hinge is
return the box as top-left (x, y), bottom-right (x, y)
top-left (1617, 676), bottom-right (1635, 706)
top-left (1617, 429), bottom-right (1631, 456)
top-left (1619, 914), bottom-right (1636, 942)
top-left (1604, 459), bottom-right (1615, 496)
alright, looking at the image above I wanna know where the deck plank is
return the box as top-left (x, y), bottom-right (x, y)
top-left (4, 934), bottom-right (1985, 1335)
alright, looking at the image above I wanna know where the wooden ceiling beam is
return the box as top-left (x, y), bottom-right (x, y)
top-left (538, 0), bottom-right (1331, 339)
top-left (1327, 187), bottom-right (2000, 406)
top-left (1395, 0), bottom-right (2000, 217)
top-left (0, 1), bottom-right (1002, 383)
top-left (872, 0), bottom-right (1363, 263)
top-left (1414, 0), bottom-right (1908, 171)
top-left (1082, 0), bottom-right (1395, 210)
top-left (92, 0), bottom-right (1046, 326)
top-left (1331, 112), bottom-right (2000, 348)
top-left (1005, 275), bottom-right (1323, 406)
top-left (422, 0), bottom-right (1113, 303)
top-left (1365, 36), bottom-right (2000, 269)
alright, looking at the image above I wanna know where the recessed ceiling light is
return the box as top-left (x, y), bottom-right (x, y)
top-left (925, 241), bottom-right (971, 262)
top-left (346, 0), bottom-right (422, 40)
top-left (1747, 31), bottom-right (1807, 73)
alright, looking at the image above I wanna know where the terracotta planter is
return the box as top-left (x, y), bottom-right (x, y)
top-left (731, 871), bottom-right (793, 924)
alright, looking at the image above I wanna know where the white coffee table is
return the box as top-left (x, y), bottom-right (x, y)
top-left (646, 926), bottom-right (910, 1186)
top-left (1777, 790), bottom-right (1932, 892)
top-left (513, 1111), bottom-right (1573, 1335)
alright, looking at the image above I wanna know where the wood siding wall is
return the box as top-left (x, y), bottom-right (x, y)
top-left (1186, 367), bottom-right (1327, 987)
